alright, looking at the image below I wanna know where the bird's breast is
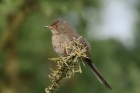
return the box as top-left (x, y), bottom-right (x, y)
top-left (52, 34), bottom-right (71, 56)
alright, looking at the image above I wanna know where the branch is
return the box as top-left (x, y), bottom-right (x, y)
top-left (45, 37), bottom-right (89, 93)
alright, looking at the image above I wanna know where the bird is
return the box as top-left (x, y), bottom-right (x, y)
top-left (44, 18), bottom-right (111, 90)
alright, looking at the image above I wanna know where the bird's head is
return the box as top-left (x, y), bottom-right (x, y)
top-left (44, 18), bottom-right (73, 34)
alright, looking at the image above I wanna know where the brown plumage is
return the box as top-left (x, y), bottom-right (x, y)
top-left (44, 18), bottom-right (112, 90)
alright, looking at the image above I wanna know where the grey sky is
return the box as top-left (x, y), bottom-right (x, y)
top-left (87, 0), bottom-right (138, 48)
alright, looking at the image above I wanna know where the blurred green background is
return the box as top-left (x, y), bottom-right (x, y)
top-left (0, 0), bottom-right (140, 93)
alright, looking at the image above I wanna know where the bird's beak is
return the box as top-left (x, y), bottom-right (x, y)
top-left (44, 25), bottom-right (53, 30)
top-left (44, 26), bottom-right (49, 28)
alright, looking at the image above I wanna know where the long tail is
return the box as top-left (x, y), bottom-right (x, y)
top-left (85, 58), bottom-right (112, 90)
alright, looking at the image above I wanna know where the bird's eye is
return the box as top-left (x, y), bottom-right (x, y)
top-left (55, 25), bottom-right (58, 28)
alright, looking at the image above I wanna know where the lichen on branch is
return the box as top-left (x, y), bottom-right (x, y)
top-left (45, 37), bottom-right (89, 93)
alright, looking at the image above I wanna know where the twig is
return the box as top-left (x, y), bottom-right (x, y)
top-left (45, 37), bottom-right (88, 93)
